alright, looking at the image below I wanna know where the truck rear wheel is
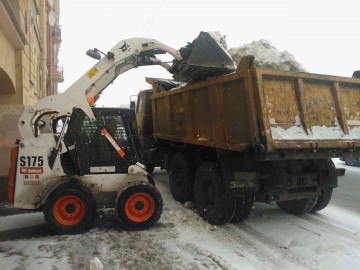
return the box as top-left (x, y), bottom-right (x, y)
top-left (44, 183), bottom-right (96, 234)
top-left (310, 188), bottom-right (333, 212)
top-left (344, 157), bottom-right (360, 167)
top-left (116, 182), bottom-right (163, 230)
top-left (168, 152), bottom-right (195, 203)
top-left (231, 195), bottom-right (255, 223)
top-left (276, 197), bottom-right (317, 215)
top-left (194, 162), bottom-right (236, 225)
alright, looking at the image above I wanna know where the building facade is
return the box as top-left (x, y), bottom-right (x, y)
top-left (0, 0), bottom-right (62, 176)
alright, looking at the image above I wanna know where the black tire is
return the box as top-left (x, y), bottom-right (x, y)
top-left (194, 162), bottom-right (236, 225)
top-left (310, 159), bottom-right (336, 212)
top-left (44, 182), bottom-right (96, 234)
top-left (344, 157), bottom-right (360, 167)
top-left (231, 195), bottom-right (256, 223)
top-left (276, 197), bottom-right (317, 215)
top-left (168, 152), bottom-right (195, 203)
top-left (116, 182), bottom-right (163, 231)
top-left (310, 188), bottom-right (333, 212)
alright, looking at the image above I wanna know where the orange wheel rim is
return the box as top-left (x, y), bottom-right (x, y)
top-left (125, 193), bottom-right (155, 222)
top-left (53, 195), bottom-right (85, 226)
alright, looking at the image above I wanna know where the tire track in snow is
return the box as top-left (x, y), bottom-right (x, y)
top-left (295, 214), bottom-right (360, 241)
top-left (224, 223), bottom-right (314, 270)
top-left (169, 242), bottom-right (236, 270)
top-left (176, 214), bottom-right (309, 270)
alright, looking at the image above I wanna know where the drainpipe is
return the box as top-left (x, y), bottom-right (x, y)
top-left (39, 0), bottom-right (47, 98)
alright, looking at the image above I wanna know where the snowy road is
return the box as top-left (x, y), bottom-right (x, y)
top-left (0, 159), bottom-right (359, 270)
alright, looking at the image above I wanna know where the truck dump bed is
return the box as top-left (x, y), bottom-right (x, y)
top-left (148, 57), bottom-right (360, 158)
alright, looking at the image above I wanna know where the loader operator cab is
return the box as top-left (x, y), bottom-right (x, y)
top-left (60, 107), bottom-right (141, 176)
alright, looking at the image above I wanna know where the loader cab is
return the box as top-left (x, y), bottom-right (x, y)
top-left (61, 107), bottom-right (141, 175)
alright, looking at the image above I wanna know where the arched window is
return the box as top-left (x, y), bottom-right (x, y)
top-left (0, 68), bottom-right (15, 94)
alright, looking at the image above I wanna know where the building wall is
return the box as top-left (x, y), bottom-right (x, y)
top-left (0, 0), bottom-right (62, 176)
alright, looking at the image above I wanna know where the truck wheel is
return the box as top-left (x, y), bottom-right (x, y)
top-left (168, 152), bottom-right (195, 203)
top-left (310, 188), bottom-right (333, 212)
top-left (116, 182), bottom-right (163, 230)
top-left (44, 183), bottom-right (96, 234)
top-left (194, 162), bottom-right (236, 225)
top-left (344, 157), bottom-right (360, 167)
top-left (276, 197), bottom-right (317, 215)
top-left (231, 195), bottom-right (255, 223)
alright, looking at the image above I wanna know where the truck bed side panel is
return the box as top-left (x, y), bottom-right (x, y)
top-left (151, 73), bottom-right (253, 151)
top-left (256, 69), bottom-right (360, 151)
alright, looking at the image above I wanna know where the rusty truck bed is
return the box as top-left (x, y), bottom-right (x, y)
top-left (147, 58), bottom-right (360, 158)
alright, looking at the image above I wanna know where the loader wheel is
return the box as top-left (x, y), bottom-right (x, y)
top-left (231, 195), bottom-right (256, 223)
top-left (116, 182), bottom-right (163, 230)
top-left (194, 162), bottom-right (236, 225)
top-left (44, 183), bottom-right (96, 234)
top-left (168, 152), bottom-right (196, 203)
top-left (276, 197), bottom-right (317, 215)
top-left (310, 188), bottom-right (333, 212)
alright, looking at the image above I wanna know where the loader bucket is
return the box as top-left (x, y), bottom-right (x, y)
top-left (170, 31), bottom-right (236, 82)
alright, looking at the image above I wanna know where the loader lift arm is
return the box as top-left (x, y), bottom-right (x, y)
top-left (18, 38), bottom-right (181, 139)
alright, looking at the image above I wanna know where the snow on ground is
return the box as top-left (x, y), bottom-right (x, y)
top-left (0, 165), bottom-right (360, 270)
top-left (229, 40), bottom-right (305, 72)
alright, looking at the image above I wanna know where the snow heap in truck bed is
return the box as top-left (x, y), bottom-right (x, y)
top-left (229, 40), bottom-right (305, 72)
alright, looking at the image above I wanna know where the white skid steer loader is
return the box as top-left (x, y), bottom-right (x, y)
top-left (7, 38), bottom-right (182, 234)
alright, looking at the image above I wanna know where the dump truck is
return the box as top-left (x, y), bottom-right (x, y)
top-left (135, 56), bottom-right (360, 225)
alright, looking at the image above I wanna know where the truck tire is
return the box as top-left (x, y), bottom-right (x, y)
top-left (44, 183), bottom-right (96, 234)
top-left (231, 195), bottom-right (255, 223)
top-left (194, 162), bottom-right (236, 225)
top-left (310, 188), bottom-right (333, 212)
top-left (116, 182), bottom-right (163, 231)
top-left (344, 157), bottom-right (360, 167)
top-left (168, 152), bottom-right (195, 203)
top-left (276, 197), bottom-right (317, 215)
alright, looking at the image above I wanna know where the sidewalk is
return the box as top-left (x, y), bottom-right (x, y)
top-left (0, 176), bottom-right (7, 205)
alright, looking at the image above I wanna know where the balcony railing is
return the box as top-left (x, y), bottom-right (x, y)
top-left (52, 25), bottom-right (62, 43)
top-left (52, 65), bottom-right (64, 83)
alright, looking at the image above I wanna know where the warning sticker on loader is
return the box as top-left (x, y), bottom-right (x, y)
top-left (87, 67), bottom-right (99, 78)
top-left (20, 167), bottom-right (42, 185)
top-left (23, 174), bottom-right (40, 185)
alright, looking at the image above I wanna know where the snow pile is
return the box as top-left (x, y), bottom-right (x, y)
top-left (212, 31), bottom-right (229, 50)
top-left (229, 40), bottom-right (305, 72)
top-left (90, 257), bottom-right (104, 270)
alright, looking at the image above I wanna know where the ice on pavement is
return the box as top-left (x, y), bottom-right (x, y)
top-left (229, 40), bottom-right (305, 72)
top-left (0, 162), bottom-right (359, 270)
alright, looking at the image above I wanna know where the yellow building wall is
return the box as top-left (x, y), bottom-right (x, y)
top-left (0, 30), bottom-right (16, 93)
top-left (0, 0), bottom-right (47, 175)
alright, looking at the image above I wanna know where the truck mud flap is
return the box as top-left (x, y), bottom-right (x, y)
top-left (228, 172), bottom-right (259, 196)
top-left (334, 168), bottom-right (345, 177)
